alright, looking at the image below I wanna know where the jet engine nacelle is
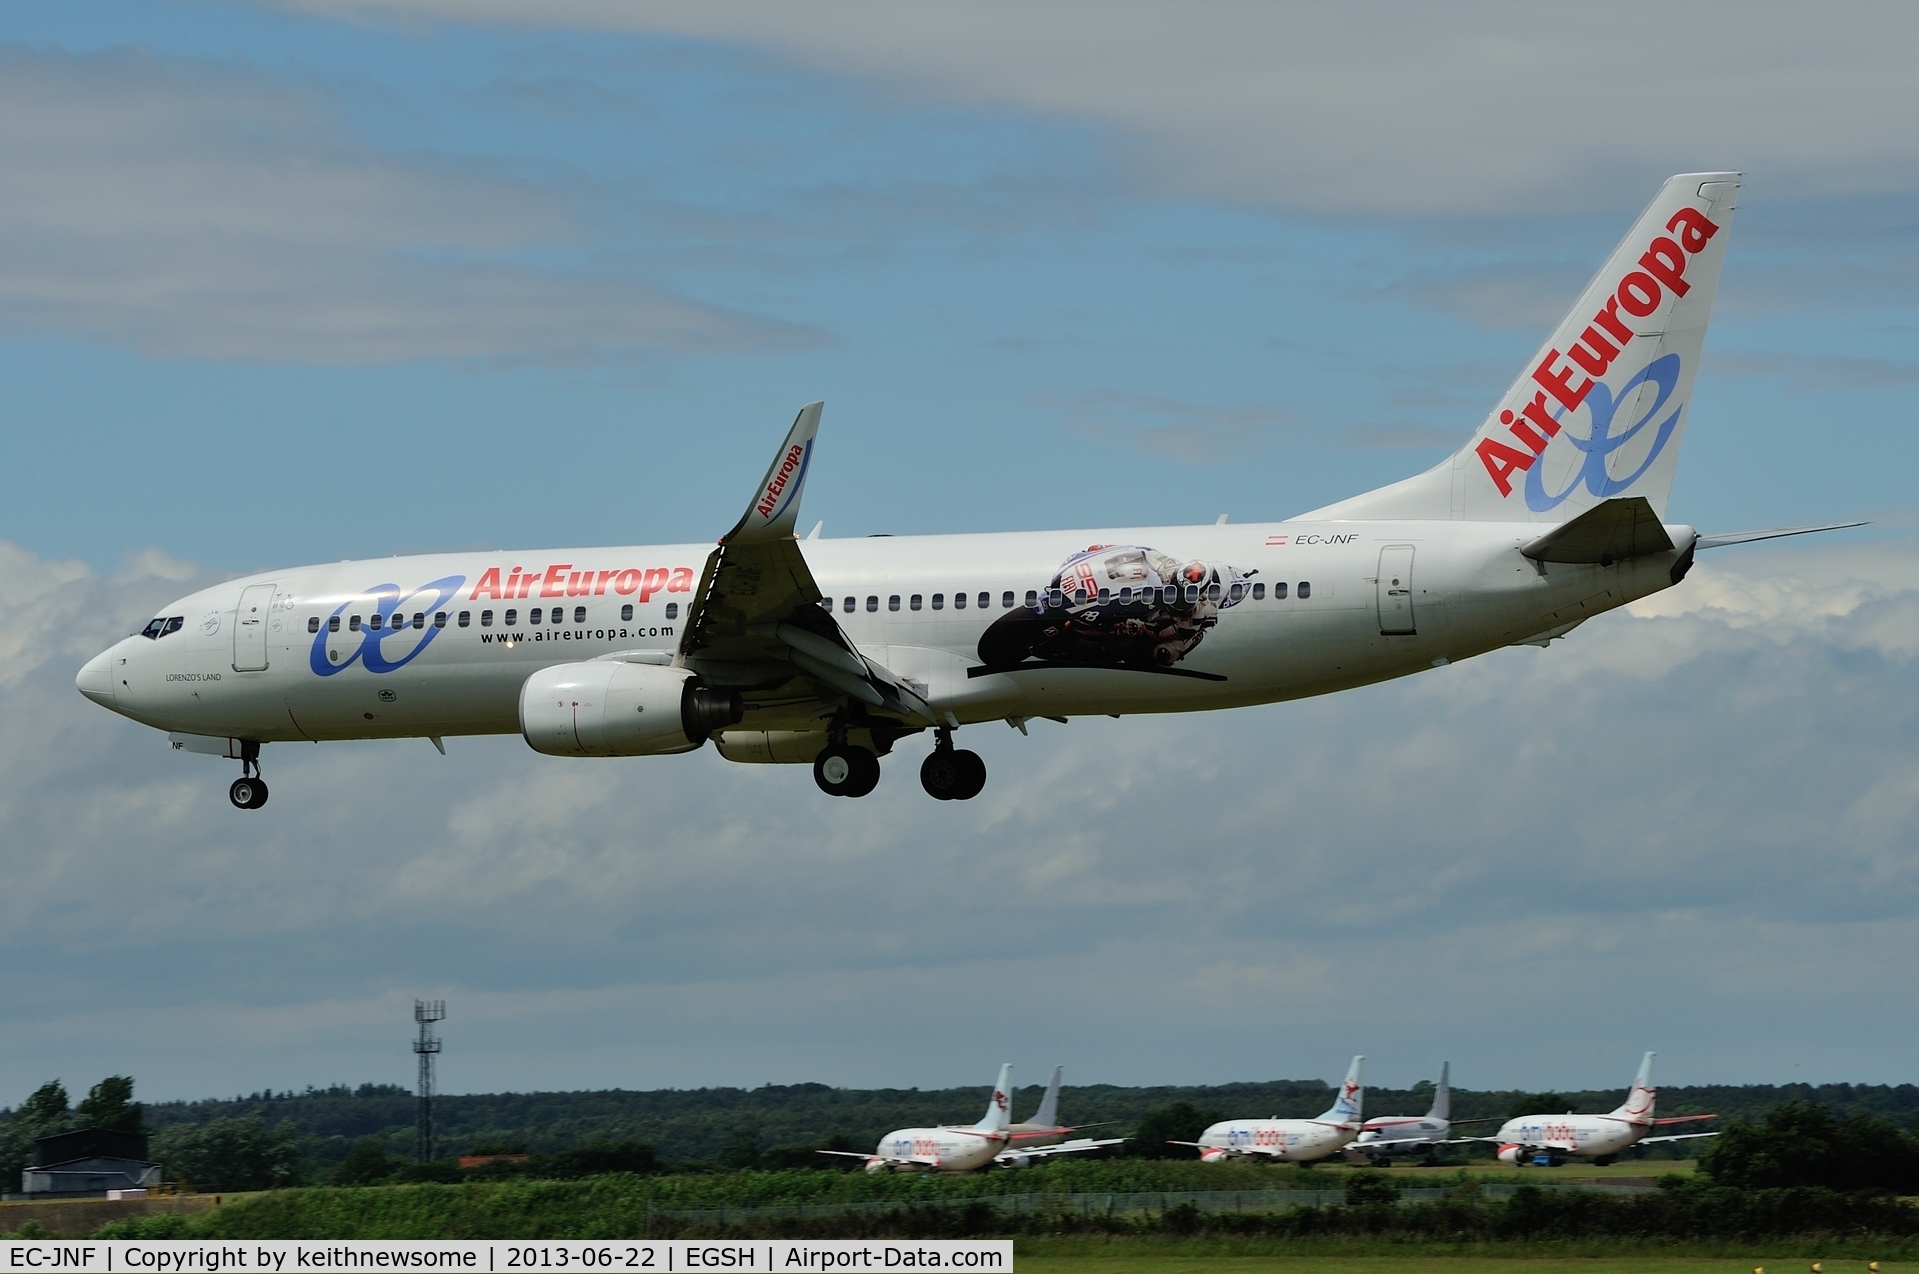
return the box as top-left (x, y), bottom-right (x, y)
top-left (519, 661), bottom-right (743, 756)
top-left (1496, 1144), bottom-right (1525, 1165)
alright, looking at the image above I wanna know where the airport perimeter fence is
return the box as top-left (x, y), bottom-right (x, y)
top-left (649, 1180), bottom-right (1663, 1227)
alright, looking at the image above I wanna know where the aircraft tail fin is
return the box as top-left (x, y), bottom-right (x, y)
top-left (1320, 1055), bottom-right (1365, 1125)
top-left (1612, 1051), bottom-right (1657, 1122)
top-left (977, 1063), bottom-right (1014, 1134)
top-left (1427, 1061), bottom-right (1451, 1121)
top-left (1031, 1065), bottom-right (1064, 1128)
top-left (1297, 174), bottom-right (1739, 525)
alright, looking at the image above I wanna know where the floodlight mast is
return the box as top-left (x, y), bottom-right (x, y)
top-left (413, 999), bottom-right (445, 1163)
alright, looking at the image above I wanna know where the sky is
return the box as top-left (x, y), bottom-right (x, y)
top-left (2, 1), bottom-right (1918, 1108)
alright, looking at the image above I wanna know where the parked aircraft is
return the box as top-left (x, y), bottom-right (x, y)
top-left (992, 1065), bottom-right (1123, 1167)
top-left (78, 172), bottom-right (1862, 806)
top-left (1341, 1061), bottom-right (1493, 1165)
top-left (1186, 1056), bottom-right (1366, 1163)
top-left (1487, 1052), bottom-right (1718, 1166)
top-left (822, 1064), bottom-right (1119, 1173)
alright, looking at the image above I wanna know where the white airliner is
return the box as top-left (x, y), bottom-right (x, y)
top-left (77, 171), bottom-right (1861, 806)
top-left (1488, 1052), bottom-right (1717, 1167)
top-left (1186, 1056), bottom-right (1366, 1163)
top-left (991, 1065), bottom-right (1123, 1167)
top-left (1341, 1061), bottom-right (1493, 1165)
top-left (821, 1064), bottom-right (1116, 1173)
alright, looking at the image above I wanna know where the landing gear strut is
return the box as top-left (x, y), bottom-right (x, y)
top-left (229, 741), bottom-right (268, 810)
top-left (919, 728), bottom-right (986, 801)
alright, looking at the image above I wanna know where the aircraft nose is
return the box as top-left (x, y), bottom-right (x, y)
top-left (76, 647), bottom-right (116, 707)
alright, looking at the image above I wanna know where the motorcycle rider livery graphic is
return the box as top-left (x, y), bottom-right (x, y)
top-left (977, 545), bottom-right (1254, 677)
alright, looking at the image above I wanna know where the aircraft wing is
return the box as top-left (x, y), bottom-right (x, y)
top-left (1166, 1140), bottom-right (1286, 1158)
top-left (1695, 521), bottom-right (1866, 549)
top-left (996, 1137), bottom-right (1124, 1164)
top-left (1640, 1132), bottom-right (1720, 1144)
top-left (816, 1149), bottom-right (943, 1167)
top-left (676, 403), bottom-right (937, 726)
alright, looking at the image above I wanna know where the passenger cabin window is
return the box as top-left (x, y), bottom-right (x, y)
top-left (865, 595), bottom-right (878, 612)
top-left (530, 608), bottom-right (543, 624)
top-left (931, 593), bottom-right (944, 610)
top-left (1252, 582), bottom-right (1266, 600)
top-left (307, 616), bottom-right (320, 634)
top-left (1298, 581), bottom-right (1311, 599)
top-left (369, 613), bottom-right (383, 630)
top-left (621, 604), bottom-right (633, 621)
top-left (434, 612), bottom-right (448, 628)
top-left (350, 616), bottom-right (362, 631)
top-left (1025, 590), bottom-right (1038, 608)
top-left (843, 597), bottom-right (855, 614)
top-left (953, 591), bottom-right (966, 609)
top-left (574, 606), bottom-right (586, 623)
top-left (910, 594), bottom-right (923, 611)
top-left (1098, 588), bottom-right (1111, 604)
top-left (458, 611), bottom-right (470, 627)
top-left (1001, 591), bottom-right (1014, 608)
top-left (665, 602), bottom-right (678, 619)
top-left (1207, 583), bottom-right (1221, 601)
top-left (1274, 582), bottom-right (1287, 599)
top-left (888, 595), bottom-right (901, 611)
top-left (329, 615), bottom-right (341, 632)
top-left (414, 612), bottom-right (426, 628)
top-left (977, 592), bottom-right (990, 609)
top-left (504, 609), bottom-right (518, 626)
top-left (1048, 588), bottom-right (1064, 607)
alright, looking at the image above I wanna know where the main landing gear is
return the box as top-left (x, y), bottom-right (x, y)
top-left (814, 744), bottom-right (881, 798)
top-left (919, 728), bottom-right (985, 801)
top-left (229, 741), bottom-right (268, 810)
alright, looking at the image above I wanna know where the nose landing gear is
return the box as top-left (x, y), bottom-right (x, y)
top-left (229, 741), bottom-right (268, 809)
top-left (919, 728), bottom-right (986, 801)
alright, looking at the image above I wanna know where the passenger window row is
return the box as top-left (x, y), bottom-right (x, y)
top-left (304, 601), bottom-right (678, 634)
top-left (815, 582), bottom-right (1313, 614)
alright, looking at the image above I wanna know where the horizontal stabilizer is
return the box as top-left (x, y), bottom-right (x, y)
top-left (1696, 521), bottom-right (1867, 550)
top-left (1521, 496), bottom-right (1673, 564)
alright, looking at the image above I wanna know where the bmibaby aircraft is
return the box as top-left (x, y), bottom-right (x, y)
top-left (1341, 1061), bottom-right (1494, 1166)
top-left (1186, 1056), bottom-right (1367, 1163)
top-left (77, 172), bottom-right (1861, 807)
top-left (819, 1064), bottom-right (1119, 1173)
top-left (1487, 1052), bottom-right (1717, 1167)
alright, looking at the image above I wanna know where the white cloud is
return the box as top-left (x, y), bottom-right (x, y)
top-left (0, 47), bottom-right (813, 363)
top-left (3, 531), bottom-right (1917, 1101)
top-left (266, 0), bottom-right (1919, 215)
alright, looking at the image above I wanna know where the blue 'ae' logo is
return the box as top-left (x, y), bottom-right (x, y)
top-left (1526, 353), bottom-right (1683, 513)
top-left (308, 575), bottom-right (466, 677)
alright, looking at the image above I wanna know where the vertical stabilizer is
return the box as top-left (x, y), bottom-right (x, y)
top-left (976, 1063), bottom-right (1014, 1134)
top-left (1298, 173), bottom-right (1739, 525)
top-left (1032, 1065), bottom-right (1064, 1128)
top-left (1320, 1055), bottom-right (1365, 1125)
top-left (1427, 1061), bottom-right (1451, 1121)
top-left (1612, 1052), bottom-right (1657, 1123)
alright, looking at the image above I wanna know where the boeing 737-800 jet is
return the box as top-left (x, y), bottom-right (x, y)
top-left (1186, 1056), bottom-right (1367, 1163)
top-left (76, 172), bottom-right (1859, 806)
top-left (1485, 1052), bottom-right (1717, 1167)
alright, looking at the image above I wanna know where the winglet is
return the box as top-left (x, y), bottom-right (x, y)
top-left (722, 402), bottom-right (823, 546)
top-left (977, 1063), bottom-right (1015, 1135)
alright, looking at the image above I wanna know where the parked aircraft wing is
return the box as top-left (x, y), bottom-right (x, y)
top-left (678, 403), bottom-right (935, 725)
top-left (1640, 1132), bottom-right (1720, 1144)
top-left (1695, 521), bottom-right (1866, 550)
top-left (995, 1137), bottom-right (1124, 1164)
top-left (1168, 1140), bottom-right (1284, 1158)
top-left (816, 1149), bottom-right (944, 1167)
top-left (1651, 1114), bottom-right (1719, 1125)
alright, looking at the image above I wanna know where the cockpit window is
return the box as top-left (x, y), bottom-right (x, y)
top-left (140, 616), bottom-right (186, 640)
